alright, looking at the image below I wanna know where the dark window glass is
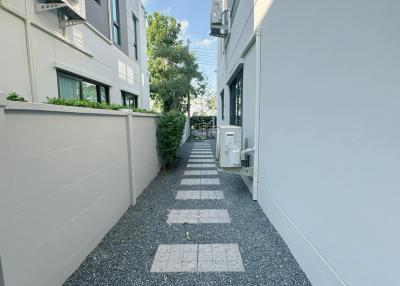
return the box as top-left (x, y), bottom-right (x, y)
top-left (58, 75), bottom-right (80, 100)
top-left (94, 0), bottom-right (101, 5)
top-left (112, 0), bottom-right (121, 45)
top-left (82, 81), bottom-right (97, 102)
top-left (133, 15), bottom-right (138, 60)
top-left (121, 91), bottom-right (138, 108)
top-left (57, 71), bottom-right (109, 104)
top-left (100, 86), bottom-right (107, 102)
top-left (229, 70), bottom-right (243, 126)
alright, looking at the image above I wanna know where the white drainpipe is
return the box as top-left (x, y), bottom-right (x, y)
top-left (0, 1), bottom-right (37, 102)
top-left (24, 0), bottom-right (38, 102)
top-left (252, 29), bottom-right (262, 201)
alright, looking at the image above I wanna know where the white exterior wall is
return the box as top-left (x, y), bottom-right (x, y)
top-left (217, 0), bottom-right (400, 285)
top-left (0, 0), bottom-right (150, 108)
top-left (0, 99), bottom-right (161, 286)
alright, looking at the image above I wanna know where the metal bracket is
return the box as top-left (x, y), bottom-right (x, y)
top-left (218, 167), bottom-right (254, 177)
top-left (60, 19), bottom-right (86, 28)
top-left (35, 2), bottom-right (67, 12)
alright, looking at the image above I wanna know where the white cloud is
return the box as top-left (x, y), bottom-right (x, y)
top-left (195, 37), bottom-right (216, 48)
top-left (179, 19), bottom-right (190, 35)
top-left (163, 6), bottom-right (172, 15)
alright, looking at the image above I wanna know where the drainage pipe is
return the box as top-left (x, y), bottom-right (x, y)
top-left (0, 1), bottom-right (38, 102)
top-left (23, 0), bottom-right (38, 102)
top-left (252, 29), bottom-right (262, 201)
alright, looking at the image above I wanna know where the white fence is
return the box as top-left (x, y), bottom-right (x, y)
top-left (0, 99), bottom-right (162, 286)
top-left (181, 116), bottom-right (190, 145)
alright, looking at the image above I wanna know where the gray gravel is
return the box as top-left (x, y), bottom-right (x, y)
top-left (64, 140), bottom-right (312, 286)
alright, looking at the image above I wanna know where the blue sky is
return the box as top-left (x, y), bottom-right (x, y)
top-left (143, 0), bottom-right (217, 91)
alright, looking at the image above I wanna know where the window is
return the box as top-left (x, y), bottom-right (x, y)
top-left (229, 70), bottom-right (243, 126)
top-left (94, 0), bottom-right (101, 5)
top-left (111, 0), bottom-right (121, 46)
top-left (132, 14), bottom-right (138, 60)
top-left (220, 90), bottom-right (225, 121)
top-left (121, 91), bottom-right (138, 108)
top-left (57, 71), bottom-right (109, 103)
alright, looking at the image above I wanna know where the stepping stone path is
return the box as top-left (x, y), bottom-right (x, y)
top-left (151, 141), bottom-right (244, 273)
top-left (64, 140), bottom-right (312, 286)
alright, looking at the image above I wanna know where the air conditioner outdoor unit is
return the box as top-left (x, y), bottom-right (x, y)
top-left (35, 0), bottom-right (86, 28)
top-left (210, 0), bottom-right (229, 38)
top-left (216, 125), bottom-right (242, 168)
top-left (211, 0), bottom-right (222, 25)
top-left (216, 125), bottom-right (254, 176)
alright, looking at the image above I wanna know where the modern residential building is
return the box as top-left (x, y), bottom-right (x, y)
top-left (212, 0), bottom-right (400, 285)
top-left (0, 0), bottom-right (150, 108)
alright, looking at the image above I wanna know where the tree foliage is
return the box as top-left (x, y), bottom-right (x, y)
top-left (207, 95), bottom-right (217, 114)
top-left (147, 12), bottom-right (205, 112)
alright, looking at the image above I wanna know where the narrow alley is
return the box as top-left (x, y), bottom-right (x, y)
top-left (64, 140), bottom-right (311, 286)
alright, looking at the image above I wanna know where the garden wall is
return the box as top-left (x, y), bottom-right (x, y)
top-left (181, 116), bottom-right (190, 145)
top-left (0, 98), bottom-right (161, 286)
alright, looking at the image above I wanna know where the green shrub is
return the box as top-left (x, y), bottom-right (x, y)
top-left (46, 97), bottom-right (157, 114)
top-left (7, 91), bottom-right (27, 102)
top-left (157, 111), bottom-right (186, 168)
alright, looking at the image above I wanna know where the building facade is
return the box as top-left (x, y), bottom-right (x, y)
top-left (214, 0), bottom-right (400, 285)
top-left (0, 0), bottom-right (150, 109)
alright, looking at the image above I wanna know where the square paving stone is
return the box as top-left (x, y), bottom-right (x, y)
top-left (184, 170), bottom-right (219, 176)
top-left (186, 164), bottom-right (216, 168)
top-left (176, 190), bottom-right (224, 200)
top-left (150, 243), bottom-right (245, 273)
top-left (188, 159), bottom-right (215, 163)
top-left (190, 155), bottom-right (214, 158)
top-left (167, 209), bottom-right (231, 224)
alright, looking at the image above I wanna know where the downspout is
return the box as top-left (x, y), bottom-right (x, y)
top-left (252, 29), bottom-right (261, 201)
top-left (24, 0), bottom-right (38, 102)
top-left (0, 0), bottom-right (38, 102)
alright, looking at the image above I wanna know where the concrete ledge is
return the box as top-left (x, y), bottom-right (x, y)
top-left (3, 101), bottom-right (127, 116)
top-left (0, 97), bottom-right (158, 118)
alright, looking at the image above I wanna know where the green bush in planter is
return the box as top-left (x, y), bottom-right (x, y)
top-left (7, 91), bottom-right (27, 102)
top-left (157, 111), bottom-right (185, 168)
top-left (46, 97), bottom-right (157, 114)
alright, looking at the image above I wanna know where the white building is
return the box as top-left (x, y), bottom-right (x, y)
top-left (213, 0), bottom-right (400, 285)
top-left (0, 0), bottom-right (150, 109)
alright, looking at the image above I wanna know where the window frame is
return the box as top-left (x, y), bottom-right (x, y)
top-left (57, 70), bottom-right (109, 104)
top-left (111, 0), bottom-right (121, 46)
top-left (229, 70), bottom-right (243, 126)
top-left (121, 91), bottom-right (139, 108)
top-left (132, 13), bottom-right (139, 61)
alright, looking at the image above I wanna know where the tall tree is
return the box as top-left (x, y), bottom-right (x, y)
top-left (147, 13), bottom-right (204, 112)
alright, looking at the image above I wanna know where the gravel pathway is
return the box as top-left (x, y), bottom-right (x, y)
top-left (64, 140), bottom-right (311, 286)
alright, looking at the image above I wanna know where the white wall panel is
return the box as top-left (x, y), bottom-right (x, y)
top-left (0, 102), bottom-right (161, 286)
top-left (217, 0), bottom-right (400, 285)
